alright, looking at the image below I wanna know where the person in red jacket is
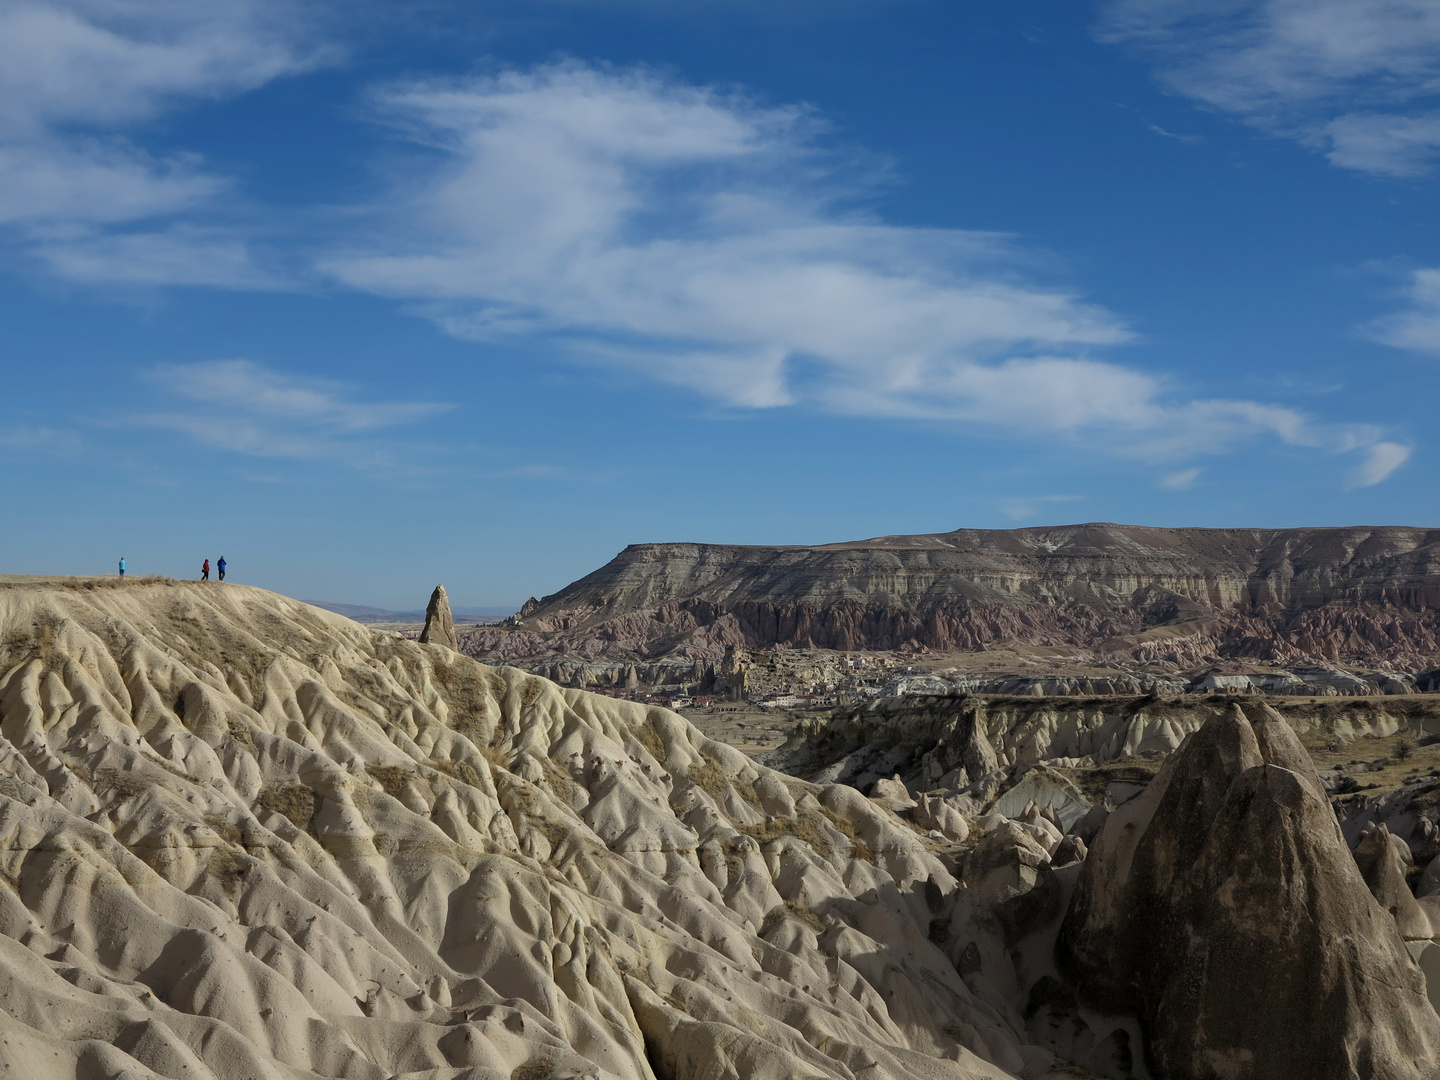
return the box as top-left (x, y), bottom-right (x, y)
top-left (201, 559), bottom-right (210, 581)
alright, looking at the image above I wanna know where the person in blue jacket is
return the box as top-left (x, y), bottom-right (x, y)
top-left (217, 556), bottom-right (227, 582)
top-left (119, 557), bottom-right (126, 578)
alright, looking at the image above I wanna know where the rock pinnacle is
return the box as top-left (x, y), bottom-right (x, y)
top-left (419, 584), bottom-right (457, 649)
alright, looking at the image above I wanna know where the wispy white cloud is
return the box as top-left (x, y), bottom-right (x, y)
top-left (138, 360), bottom-right (450, 466)
top-left (1100, 0), bottom-right (1440, 175)
top-left (322, 62), bottom-right (1398, 478)
top-left (1146, 122), bottom-right (1205, 144)
top-left (0, 142), bottom-right (222, 226)
top-left (1159, 467), bottom-right (1201, 490)
top-left (1324, 112), bottom-right (1440, 177)
top-left (1346, 441), bottom-right (1411, 487)
top-left (30, 225), bottom-right (286, 287)
top-left (326, 64), bottom-right (1131, 413)
top-left (0, 2), bottom-right (310, 133)
top-left (0, 424), bottom-right (84, 456)
top-left (1366, 267), bottom-right (1440, 353)
top-left (0, 1), bottom-right (317, 282)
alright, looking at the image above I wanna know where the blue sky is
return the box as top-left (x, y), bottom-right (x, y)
top-left (2, 0), bottom-right (1439, 610)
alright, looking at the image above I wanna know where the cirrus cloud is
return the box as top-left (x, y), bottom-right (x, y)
top-left (1100, 0), bottom-right (1440, 176)
top-left (1366, 267), bottom-right (1440, 354)
top-left (137, 360), bottom-right (451, 469)
top-left (322, 62), bottom-right (1403, 482)
top-left (0, 1), bottom-right (319, 281)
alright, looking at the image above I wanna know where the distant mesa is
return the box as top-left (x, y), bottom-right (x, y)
top-left (455, 523), bottom-right (1440, 693)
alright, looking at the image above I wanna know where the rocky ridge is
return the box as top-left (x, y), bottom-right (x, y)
top-left (3, 577), bottom-right (1438, 1079)
top-left (0, 575), bottom-right (1094, 1080)
top-left (460, 524), bottom-right (1440, 680)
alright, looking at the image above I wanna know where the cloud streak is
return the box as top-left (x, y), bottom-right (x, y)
top-left (1100, 0), bottom-right (1440, 176)
top-left (0, 1), bottom-right (317, 282)
top-left (321, 62), bottom-right (1401, 480)
top-left (1367, 267), bottom-right (1440, 354)
top-left (1347, 441), bottom-right (1412, 487)
top-left (139, 360), bottom-right (450, 466)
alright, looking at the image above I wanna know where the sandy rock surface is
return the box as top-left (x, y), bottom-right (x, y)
top-left (0, 578), bottom-right (1078, 1080)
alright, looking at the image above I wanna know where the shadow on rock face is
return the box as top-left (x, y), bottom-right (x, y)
top-left (1058, 702), bottom-right (1440, 1080)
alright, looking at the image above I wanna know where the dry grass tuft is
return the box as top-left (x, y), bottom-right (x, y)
top-left (631, 720), bottom-right (666, 763)
top-left (510, 1059), bottom-right (558, 1080)
top-left (56, 574), bottom-right (177, 591)
top-left (207, 846), bottom-right (249, 900)
top-left (784, 899), bottom-right (824, 932)
top-left (688, 753), bottom-right (728, 799)
top-left (366, 764), bottom-right (412, 798)
top-left (257, 781), bottom-right (317, 833)
top-left (739, 806), bottom-right (875, 864)
top-left (93, 768), bottom-right (151, 801)
top-left (429, 655), bottom-right (500, 743)
top-left (816, 804), bottom-right (876, 864)
top-left (477, 744), bottom-right (509, 773)
top-left (425, 757), bottom-right (486, 788)
top-left (225, 719), bottom-right (255, 752)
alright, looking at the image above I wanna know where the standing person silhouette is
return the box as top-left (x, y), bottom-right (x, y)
top-left (118, 557), bottom-right (126, 578)
top-left (201, 559), bottom-right (210, 582)
top-left (217, 556), bottom-right (226, 582)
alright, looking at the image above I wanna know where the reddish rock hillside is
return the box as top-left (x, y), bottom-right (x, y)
top-left (463, 523), bottom-right (1440, 669)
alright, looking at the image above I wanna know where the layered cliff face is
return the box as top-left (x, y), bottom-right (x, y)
top-left (0, 576), bottom-right (1111, 1080)
top-left (461, 524), bottom-right (1440, 669)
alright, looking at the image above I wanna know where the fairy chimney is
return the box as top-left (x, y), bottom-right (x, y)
top-left (419, 585), bottom-right (457, 649)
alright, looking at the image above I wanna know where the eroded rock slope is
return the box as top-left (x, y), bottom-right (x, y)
top-left (463, 523), bottom-right (1440, 669)
top-left (0, 577), bottom-right (1079, 1080)
top-left (1059, 705), bottom-right (1440, 1079)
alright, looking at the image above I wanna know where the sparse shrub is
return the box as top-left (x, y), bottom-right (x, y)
top-left (815, 804), bottom-right (877, 864)
top-left (456, 760), bottom-right (485, 787)
top-left (631, 720), bottom-right (666, 762)
top-left (477, 744), bottom-right (509, 772)
top-left (94, 768), bottom-right (150, 800)
top-left (784, 899), bottom-right (824, 932)
top-left (688, 754), bottom-right (728, 799)
top-left (257, 781), bottom-right (317, 832)
top-left (367, 764), bottom-right (412, 797)
top-left (1396, 736), bottom-right (1418, 762)
top-left (226, 719), bottom-right (255, 752)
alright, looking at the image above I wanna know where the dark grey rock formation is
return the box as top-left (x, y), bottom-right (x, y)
top-left (419, 584), bottom-right (457, 649)
top-left (1058, 703), bottom-right (1440, 1079)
